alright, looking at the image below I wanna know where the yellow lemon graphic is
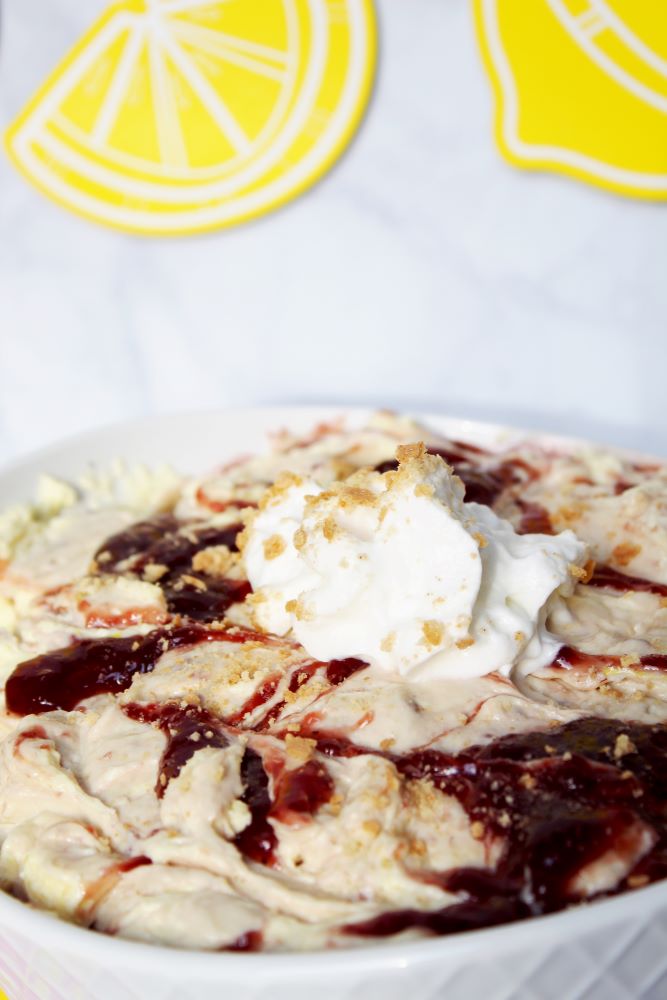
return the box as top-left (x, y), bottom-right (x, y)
top-left (474, 0), bottom-right (667, 198)
top-left (4, 0), bottom-right (376, 234)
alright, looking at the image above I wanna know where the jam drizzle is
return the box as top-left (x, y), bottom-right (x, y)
top-left (5, 626), bottom-right (227, 715)
top-left (163, 576), bottom-right (251, 623)
top-left (229, 657), bottom-right (368, 731)
top-left (95, 518), bottom-right (241, 575)
top-left (124, 702), bottom-right (230, 796)
top-left (325, 657), bottom-right (367, 686)
top-left (120, 699), bottom-right (334, 866)
top-left (588, 564), bottom-right (667, 599)
top-left (94, 516), bottom-right (250, 623)
top-left (233, 749), bottom-right (334, 866)
top-left (120, 698), bottom-right (334, 866)
top-left (515, 500), bottom-right (553, 535)
top-left (233, 748), bottom-right (277, 864)
top-left (77, 855), bottom-right (153, 926)
top-left (347, 717), bottom-right (667, 938)
top-left (226, 930), bottom-right (263, 952)
top-left (554, 645), bottom-right (667, 673)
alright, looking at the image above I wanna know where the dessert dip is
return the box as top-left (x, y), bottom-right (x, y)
top-left (0, 412), bottom-right (666, 952)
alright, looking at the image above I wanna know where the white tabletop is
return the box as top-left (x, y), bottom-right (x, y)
top-left (1, 0), bottom-right (666, 466)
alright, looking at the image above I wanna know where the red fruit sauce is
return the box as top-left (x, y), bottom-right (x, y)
top-left (94, 517), bottom-right (250, 622)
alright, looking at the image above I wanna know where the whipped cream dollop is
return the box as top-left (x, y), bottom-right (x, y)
top-left (243, 444), bottom-right (589, 680)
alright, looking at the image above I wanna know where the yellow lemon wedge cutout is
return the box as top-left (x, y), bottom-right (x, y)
top-left (475, 0), bottom-right (667, 199)
top-left (5, 0), bottom-right (376, 234)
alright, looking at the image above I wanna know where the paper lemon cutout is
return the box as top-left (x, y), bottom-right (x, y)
top-left (4, 0), bottom-right (376, 234)
top-left (475, 0), bottom-right (667, 199)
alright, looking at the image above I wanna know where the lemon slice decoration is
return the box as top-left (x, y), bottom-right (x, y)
top-left (5, 0), bottom-right (376, 234)
top-left (475, 0), bottom-right (667, 199)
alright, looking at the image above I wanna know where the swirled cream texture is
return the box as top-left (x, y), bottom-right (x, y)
top-left (0, 413), bottom-right (667, 953)
top-left (244, 444), bottom-right (588, 680)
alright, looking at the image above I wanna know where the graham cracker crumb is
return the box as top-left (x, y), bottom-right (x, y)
top-left (404, 778), bottom-right (439, 818)
top-left (581, 558), bottom-right (596, 584)
top-left (235, 522), bottom-right (251, 553)
top-left (519, 773), bottom-right (536, 790)
top-left (192, 546), bottom-right (235, 577)
top-left (612, 542), bottom-right (641, 567)
top-left (620, 653), bottom-right (641, 668)
top-left (284, 598), bottom-right (312, 621)
top-left (569, 562), bottom-right (589, 581)
top-left (258, 472), bottom-right (304, 511)
top-left (456, 636), bottom-right (475, 650)
top-left (143, 562), bottom-right (168, 583)
top-left (322, 516), bottom-right (337, 541)
top-left (293, 528), bottom-right (307, 550)
top-left (396, 442), bottom-right (426, 463)
top-left (284, 734), bottom-right (317, 765)
top-left (422, 620), bottom-right (444, 647)
top-left (473, 532), bottom-right (488, 549)
top-left (409, 838), bottom-right (427, 857)
top-left (555, 504), bottom-right (583, 525)
top-left (362, 819), bottom-right (382, 837)
top-left (328, 794), bottom-right (344, 816)
top-left (470, 821), bottom-right (485, 840)
top-left (414, 483), bottom-right (435, 498)
top-left (339, 486), bottom-right (376, 508)
top-left (614, 733), bottom-right (637, 759)
top-left (181, 574), bottom-right (207, 591)
top-left (381, 631), bottom-right (396, 653)
top-left (263, 534), bottom-right (286, 561)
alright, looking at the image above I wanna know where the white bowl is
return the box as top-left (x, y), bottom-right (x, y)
top-left (1, 407), bottom-right (666, 1000)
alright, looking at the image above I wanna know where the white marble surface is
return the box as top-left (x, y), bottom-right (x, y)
top-left (1, 0), bottom-right (666, 466)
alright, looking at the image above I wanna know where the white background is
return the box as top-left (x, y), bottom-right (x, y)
top-left (1, 0), bottom-right (666, 465)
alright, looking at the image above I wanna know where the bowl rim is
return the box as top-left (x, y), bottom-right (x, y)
top-left (0, 403), bottom-right (665, 976)
top-left (0, 876), bottom-right (665, 975)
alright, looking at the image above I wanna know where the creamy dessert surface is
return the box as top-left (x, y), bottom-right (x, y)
top-left (0, 413), bottom-right (666, 951)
